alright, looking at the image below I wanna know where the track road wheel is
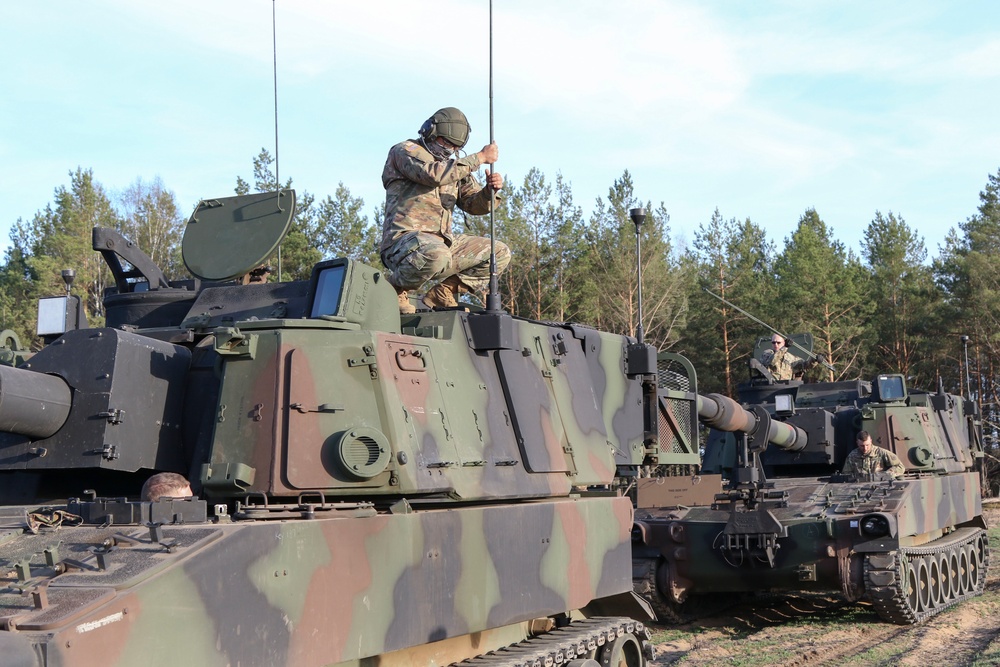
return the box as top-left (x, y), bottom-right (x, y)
top-left (903, 556), bottom-right (919, 615)
top-left (958, 546), bottom-right (972, 595)
top-left (916, 555), bottom-right (931, 612)
top-left (597, 632), bottom-right (645, 667)
top-left (927, 554), bottom-right (943, 608)
top-left (939, 551), bottom-right (955, 602)
top-left (968, 543), bottom-right (983, 594)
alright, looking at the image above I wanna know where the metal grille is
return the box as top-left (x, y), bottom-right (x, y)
top-left (657, 357), bottom-right (692, 393)
top-left (657, 357), bottom-right (695, 455)
top-left (344, 436), bottom-right (382, 467)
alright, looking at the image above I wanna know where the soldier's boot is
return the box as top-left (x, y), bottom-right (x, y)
top-left (395, 286), bottom-right (416, 314)
top-left (422, 275), bottom-right (462, 309)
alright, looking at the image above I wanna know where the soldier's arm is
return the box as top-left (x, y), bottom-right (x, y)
top-left (884, 450), bottom-right (906, 478)
top-left (393, 144), bottom-right (483, 187)
top-left (456, 175), bottom-right (503, 216)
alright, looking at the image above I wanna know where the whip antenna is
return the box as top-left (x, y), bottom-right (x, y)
top-left (272, 0), bottom-right (283, 280)
top-left (630, 208), bottom-right (646, 344)
top-left (484, 0), bottom-right (502, 313)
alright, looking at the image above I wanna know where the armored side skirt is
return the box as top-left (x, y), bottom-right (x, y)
top-left (1, 495), bottom-right (634, 667)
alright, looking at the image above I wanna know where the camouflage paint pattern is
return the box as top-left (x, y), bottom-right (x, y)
top-left (1, 496), bottom-right (634, 666)
top-left (0, 243), bottom-right (654, 666)
top-left (634, 361), bottom-right (987, 619)
top-left (204, 307), bottom-right (647, 500)
top-left (635, 471), bottom-right (984, 594)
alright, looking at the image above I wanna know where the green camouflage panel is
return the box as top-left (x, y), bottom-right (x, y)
top-left (0, 495), bottom-right (635, 666)
top-left (633, 363), bottom-right (986, 617)
top-left (381, 231), bottom-right (511, 294)
top-left (634, 471), bottom-right (984, 595)
top-left (381, 140), bottom-right (498, 250)
top-left (0, 245), bottom-right (655, 665)
top-left (863, 395), bottom-right (980, 474)
top-left (201, 309), bottom-right (646, 500)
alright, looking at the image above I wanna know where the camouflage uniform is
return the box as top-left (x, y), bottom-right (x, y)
top-left (380, 139), bottom-right (511, 294)
top-left (842, 445), bottom-right (905, 478)
top-left (760, 347), bottom-right (803, 381)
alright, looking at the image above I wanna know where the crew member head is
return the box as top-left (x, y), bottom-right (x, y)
top-left (418, 107), bottom-right (471, 158)
top-left (142, 472), bottom-right (193, 502)
top-left (856, 430), bottom-right (874, 455)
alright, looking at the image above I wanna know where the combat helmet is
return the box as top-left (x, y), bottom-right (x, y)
top-left (419, 107), bottom-right (471, 149)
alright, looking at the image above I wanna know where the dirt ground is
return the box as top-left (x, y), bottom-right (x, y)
top-left (646, 505), bottom-right (1000, 666)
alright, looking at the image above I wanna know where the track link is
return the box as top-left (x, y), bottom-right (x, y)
top-left (864, 526), bottom-right (989, 624)
top-left (453, 616), bottom-right (651, 667)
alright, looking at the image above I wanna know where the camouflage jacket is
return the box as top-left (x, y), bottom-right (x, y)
top-left (842, 446), bottom-right (905, 478)
top-left (760, 347), bottom-right (803, 381)
top-left (380, 140), bottom-right (501, 251)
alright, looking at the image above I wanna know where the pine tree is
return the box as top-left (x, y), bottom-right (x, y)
top-left (315, 183), bottom-right (378, 265)
top-left (773, 209), bottom-right (872, 380)
top-left (860, 211), bottom-right (940, 384)
top-left (583, 171), bottom-right (688, 347)
top-left (682, 210), bottom-right (775, 395)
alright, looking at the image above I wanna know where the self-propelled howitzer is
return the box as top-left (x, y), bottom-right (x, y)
top-left (633, 354), bottom-right (988, 625)
top-left (0, 191), bottom-right (706, 667)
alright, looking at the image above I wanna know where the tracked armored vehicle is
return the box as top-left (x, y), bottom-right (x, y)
top-left (633, 341), bottom-right (988, 625)
top-left (0, 191), bottom-right (712, 666)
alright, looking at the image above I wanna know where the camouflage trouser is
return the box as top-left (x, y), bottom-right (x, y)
top-left (380, 231), bottom-right (512, 294)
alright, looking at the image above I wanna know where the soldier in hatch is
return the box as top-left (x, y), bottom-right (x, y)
top-left (760, 334), bottom-right (807, 381)
top-left (141, 472), bottom-right (194, 502)
top-left (380, 107), bottom-right (510, 313)
top-left (842, 430), bottom-right (905, 479)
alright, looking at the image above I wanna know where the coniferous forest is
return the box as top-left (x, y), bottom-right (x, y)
top-left (4, 154), bottom-right (1000, 490)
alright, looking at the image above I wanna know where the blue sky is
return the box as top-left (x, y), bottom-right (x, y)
top-left (2, 1), bottom-right (999, 261)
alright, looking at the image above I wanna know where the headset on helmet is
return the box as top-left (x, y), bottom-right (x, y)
top-left (418, 107), bottom-right (471, 149)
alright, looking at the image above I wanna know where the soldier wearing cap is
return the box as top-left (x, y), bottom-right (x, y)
top-left (380, 107), bottom-right (510, 313)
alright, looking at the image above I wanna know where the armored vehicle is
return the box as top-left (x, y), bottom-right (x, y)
top-left (633, 341), bottom-right (988, 624)
top-left (0, 191), bottom-right (708, 666)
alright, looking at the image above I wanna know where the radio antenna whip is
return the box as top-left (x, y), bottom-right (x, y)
top-left (630, 208), bottom-right (646, 344)
top-left (484, 0), bottom-right (503, 313)
top-left (272, 0), bottom-right (283, 280)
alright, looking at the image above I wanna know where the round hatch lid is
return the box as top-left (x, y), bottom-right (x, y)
top-left (182, 189), bottom-right (296, 281)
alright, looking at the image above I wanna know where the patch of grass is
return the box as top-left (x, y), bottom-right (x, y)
top-left (648, 625), bottom-right (696, 644)
top-left (970, 639), bottom-right (1000, 667)
top-left (841, 641), bottom-right (908, 665)
top-left (724, 647), bottom-right (797, 666)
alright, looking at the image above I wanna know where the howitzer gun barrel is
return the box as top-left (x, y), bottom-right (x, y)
top-left (697, 393), bottom-right (807, 451)
top-left (0, 364), bottom-right (72, 438)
